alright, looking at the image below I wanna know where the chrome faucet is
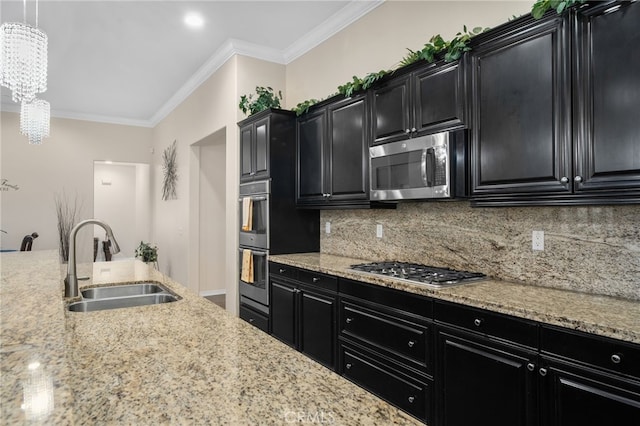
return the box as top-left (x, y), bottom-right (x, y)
top-left (64, 219), bottom-right (121, 298)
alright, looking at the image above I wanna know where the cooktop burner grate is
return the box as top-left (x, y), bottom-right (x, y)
top-left (350, 261), bottom-right (486, 287)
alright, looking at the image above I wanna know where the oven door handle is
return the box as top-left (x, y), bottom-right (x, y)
top-left (238, 248), bottom-right (267, 257)
top-left (238, 196), bottom-right (267, 202)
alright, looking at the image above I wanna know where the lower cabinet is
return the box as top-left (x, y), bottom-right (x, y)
top-left (270, 268), bottom-right (338, 370)
top-left (239, 304), bottom-right (269, 333)
top-left (338, 278), bottom-right (434, 424)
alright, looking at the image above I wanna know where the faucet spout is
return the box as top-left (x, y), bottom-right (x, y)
top-left (64, 219), bottom-right (121, 298)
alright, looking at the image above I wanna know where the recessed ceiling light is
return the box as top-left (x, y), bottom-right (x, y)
top-left (184, 12), bottom-right (204, 29)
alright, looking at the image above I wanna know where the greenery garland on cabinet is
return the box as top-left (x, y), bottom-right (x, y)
top-left (244, 0), bottom-right (589, 117)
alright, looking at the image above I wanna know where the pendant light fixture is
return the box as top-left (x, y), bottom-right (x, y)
top-left (0, 0), bottom-right (48, 102)
top-left (20, 98), bottom-right (50, 145)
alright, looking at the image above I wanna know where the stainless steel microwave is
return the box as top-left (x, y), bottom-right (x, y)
top-left (370, 131), bottom-right (466, 201)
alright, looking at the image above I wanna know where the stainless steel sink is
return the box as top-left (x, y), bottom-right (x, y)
top-left (81, 282), bottom-right (166, 299)
top-left (67, 293), bottom-right (178, 312)
top-left (67, 282), bottom-right (179, 312)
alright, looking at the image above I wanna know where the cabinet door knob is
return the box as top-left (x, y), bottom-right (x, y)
top-left (560, 176), bottom-right (569, 183)
top-left (527, 363), bottom-right (535, 371)
top-left (574, 175), bottom-right (583, 183)
top-left (539, 368), bottom-right (548, 377)
top-left (249, 318), bottom-right (254, 323)
top-left (405, 128), bottom-right (411, 134)
top-left (407, 340), bottom-right (416, 348)
top-left (345, 317), bottom-right (353, 324)
top-left (411, 127), bottom-right (417, 133)
top-left (346, 363), bottom-right (352, 370)
top-left (408, 396), bottom-right (415, 403)
top-left (473, 318), bottom-right (482, 327)
top-left (279, 268), bottom-right (286, 274)
top-left (312, 277), bottom-right (320, 283)
top-left (611, 353), bottom-right (622, 364)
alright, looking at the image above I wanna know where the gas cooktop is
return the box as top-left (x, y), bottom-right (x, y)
top-left (350, 261), bottom-right (486, 288)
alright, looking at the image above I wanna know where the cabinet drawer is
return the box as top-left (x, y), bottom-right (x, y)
top-left (298, 269), bottom-right (338, 292)
top-left (541, 325), bottom-right (640, 378)
top-left (269, 262), bottom-right (298, 281)
top-left (341, 344), bottom-right (430, 422)
top-left (339, 278), bottom-right (432, 318)
top-left (341, 300), bottom-right (429, 368)
top-left (435, 301), bottom-right (538, 349)
top-left (239, 305), bottom-right (269, 333)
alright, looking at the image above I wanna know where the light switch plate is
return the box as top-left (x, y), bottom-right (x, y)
top-left (325, 222), bottom-right (331, 234)
top-left (376, 224), bottom-right (383, 238)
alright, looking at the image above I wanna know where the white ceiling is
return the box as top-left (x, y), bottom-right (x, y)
top-left (0, 0), bottom-right (382, 127)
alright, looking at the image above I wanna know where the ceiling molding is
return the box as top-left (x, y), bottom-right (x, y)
top-left (283, 0), bottom-right (384, 63)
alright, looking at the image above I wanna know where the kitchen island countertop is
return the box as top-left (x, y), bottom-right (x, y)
top-left (270, 252), bottom-right (640, 344)
top-left (0, 250), bottom-right (421, 425)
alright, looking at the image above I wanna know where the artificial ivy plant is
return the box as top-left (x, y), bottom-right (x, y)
top-left (239, 86), bottom-right (283, 116)
top-left (135, 241), bottom-right (158, 263)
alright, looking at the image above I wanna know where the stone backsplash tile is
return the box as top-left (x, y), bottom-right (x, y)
top-left (321, 202), bottom-right (640, 300)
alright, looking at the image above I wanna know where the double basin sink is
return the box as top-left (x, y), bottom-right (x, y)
top-left (67, 282), bottom-right (179, 312)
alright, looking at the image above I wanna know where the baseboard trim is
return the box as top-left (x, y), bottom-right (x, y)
top-left (200, 289), bottom-right (226, 297)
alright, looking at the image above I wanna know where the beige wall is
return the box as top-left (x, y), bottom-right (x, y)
top-left (0, 112), bottom-right (152, 260)
top-left (286, 0), bottom-right (531, 108)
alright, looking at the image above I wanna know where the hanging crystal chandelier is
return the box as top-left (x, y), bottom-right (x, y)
top-left (0, 0), bottom-right (48, 103)
top-left (20, 98), bottom-right (50, 145)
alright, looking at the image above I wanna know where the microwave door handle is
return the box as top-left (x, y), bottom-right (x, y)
top-left (421, 149), bottom-right (428, 186)
top-left (238, 196), bottom-right (267, 202)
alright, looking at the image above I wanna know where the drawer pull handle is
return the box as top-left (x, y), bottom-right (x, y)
top-left (611, 354), bottom-right (622, 364)
top-left (279, 268), bottom-right (286, 274)
top-left (527, 363), bottom-right (535, 372)
top-left (539, 368), bottom-right (547, 377)
top-left (473, 318), bottom-right (482, 327)
top-left (346, 318), bottom-right (353, 324)
top-left (312, 277), bottom-right (320, 283)
top-left (408, 396), bottom-right (415, 403)
top-left (407, 340), bottom-right (416, 348)
top-left (346, 363), bottom-right (352, 370)
top-left (249, 318), bottom-right (254, 323)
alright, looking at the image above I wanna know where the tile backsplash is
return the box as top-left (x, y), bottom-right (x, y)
top-left (321, 202), bottom-right (640, 301)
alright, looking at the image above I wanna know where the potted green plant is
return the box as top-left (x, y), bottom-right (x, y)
top-left (239, 86), bottom-right (283, 116)
top-left (135, 241), bottom-right (158, 265)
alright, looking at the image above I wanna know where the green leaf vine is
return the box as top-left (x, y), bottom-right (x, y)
top-left (239, 86), bottom-right (283, 116)
top-left (531, 0), bottom-right (586, 19)
top-left (293, 98), bottom-right (322, 116)
top-left (400, 25), bottom-right (488, 67)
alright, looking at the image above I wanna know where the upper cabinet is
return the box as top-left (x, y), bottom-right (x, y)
top-left (371, 59), bottom-right (467, 145)
top-left (297, 93), bottom-right (374, 208)
top-left (239, 109), bottom-right (296, 183)
top-left (469, 12), bottom-right (572, 201)
top-left (572, 1), bottom-right (640, 195)
top-left (470, 2), bottom-right (640, 206)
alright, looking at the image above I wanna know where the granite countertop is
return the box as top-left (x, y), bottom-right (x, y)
top-left (269, 253), bottom-right (640, 344)
top-left (0, 250), bottom-right (421, 425)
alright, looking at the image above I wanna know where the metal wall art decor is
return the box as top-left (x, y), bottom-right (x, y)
top-left (162, 140), bottom-right (178, 200)
top-left (0, 179), bottom-right (19, 191)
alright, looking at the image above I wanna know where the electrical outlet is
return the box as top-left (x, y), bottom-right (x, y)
top-left (325, 222), bottom-right (331, 234)
top-left (532, 230), bottom-right (544, 251)
top-left (376, 224), bottom-right (383, 238)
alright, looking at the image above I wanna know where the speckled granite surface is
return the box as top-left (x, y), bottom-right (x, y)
top-left (321, 202), bottom-right (640, 300)
top-left (269, 252), bottom-right (640, 344)
top-left (1, 250), bottom-right (421, 425)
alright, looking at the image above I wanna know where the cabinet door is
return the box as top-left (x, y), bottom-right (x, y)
top-left (540, 360), bottom-right (640, 426)
top-left (470, 15), bottom-right (571, 197)
top-left (414, 60), bottom-right (466, 135)
top-left (270, 280), bottom-right (297, 348)
top-left (573, 1), bottom-right (640, 193)
top-left (436, 328), bottom-right (537, 426)
top-left (300, 288), bottom-right (336, 369)
top-left (296, 110), bottom-right (326, 204)
top-left (253, 117), bottom-right (270, 181)
top-left (371, 74), bottom-right (412, 145)
top-left (327, 95), bottom-right (369, 203)
top-left (239, 124), bottom-right (253, 182)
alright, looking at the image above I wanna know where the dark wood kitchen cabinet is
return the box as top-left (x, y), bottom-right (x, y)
top-left (270, 263), bottom-right (338, 370)
top-left (296, 93), bottom-right (371, 208)
top-left (239, 108), bottom-right (297, 183)
top-left (539, 325), bottom-right (640, 426)
top-left (372, 58), bottom-right (467, 145)
top-left (338, 278), bottom-right (434, 423)
top-left (434, 301), bottom-right (539, 426)
top-left (471, 3), bottom-right (640, 206)
top-left (572, 0), bottom-right (640, 196)
top-left (469, 12), bottom-right (572, 201)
